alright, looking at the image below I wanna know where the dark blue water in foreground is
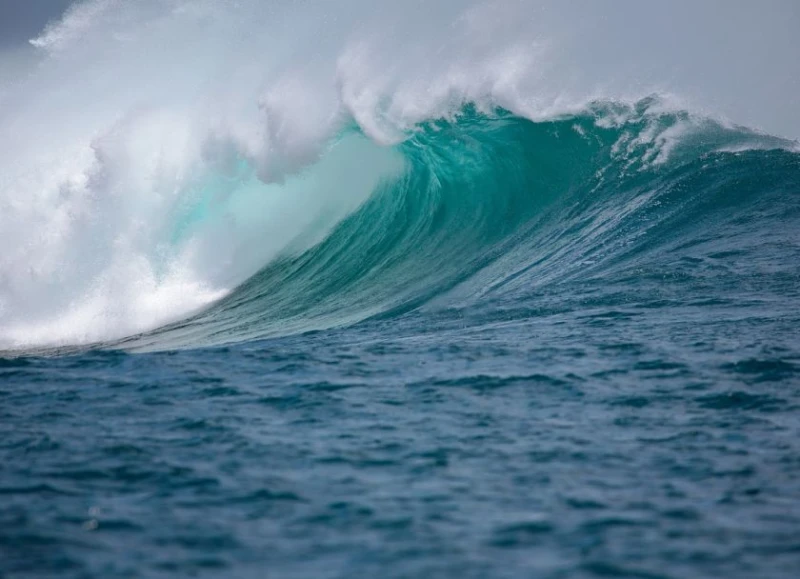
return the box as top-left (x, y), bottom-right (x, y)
top-left (3, 104), bottom-right (800, 578)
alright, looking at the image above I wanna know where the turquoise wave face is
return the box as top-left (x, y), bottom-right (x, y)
top-left (119, 100), bottom-right (799, 351)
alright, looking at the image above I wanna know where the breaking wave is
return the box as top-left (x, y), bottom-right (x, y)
top-left (0, 1), bottom-right (797, 352)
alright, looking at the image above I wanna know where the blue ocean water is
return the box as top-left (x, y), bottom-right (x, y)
top-left (2, 102), bottom-right (800, 578)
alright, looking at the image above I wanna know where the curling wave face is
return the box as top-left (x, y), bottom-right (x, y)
top-left (2, 94), bottom-right (799, 352)
top-left (121, 101), bottom-right (800, 351)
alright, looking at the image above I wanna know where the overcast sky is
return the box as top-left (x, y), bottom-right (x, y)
top-left (1, 0), bottom-right (798, 138)
top-left (0, 0), bottom-right (74, 47)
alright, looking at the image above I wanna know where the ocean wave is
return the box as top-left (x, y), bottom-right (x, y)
top-left (109, 103), bottom-right (800, 350)
top-left (1, 0), bottom-right (798, 352)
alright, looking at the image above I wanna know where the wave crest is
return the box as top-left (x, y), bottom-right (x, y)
top-left (119, 102), bottom-right (798, 351)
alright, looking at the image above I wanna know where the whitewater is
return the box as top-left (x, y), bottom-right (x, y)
top-left (1, 1), bottom-right (799, 578)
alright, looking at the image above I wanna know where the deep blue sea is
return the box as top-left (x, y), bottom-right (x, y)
top-left (2, 100), bottom-right (800, 578)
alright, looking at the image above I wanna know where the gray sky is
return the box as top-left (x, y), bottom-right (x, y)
top-left (1, 0), bottom-right (798, 138)
top-left (0, 0), bottom-right (74, 47)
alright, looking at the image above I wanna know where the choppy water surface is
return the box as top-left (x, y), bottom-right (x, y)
top-left (3, 290), bottom-right (800, 578)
